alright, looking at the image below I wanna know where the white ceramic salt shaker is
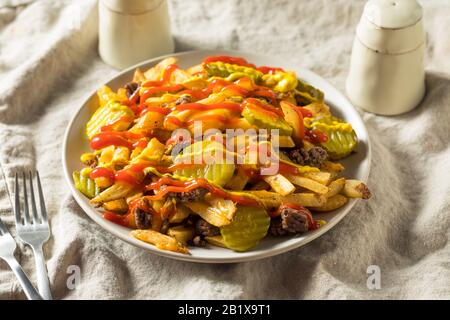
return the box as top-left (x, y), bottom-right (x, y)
top-left (346, 0), bottom-right (426, 115)
top-left (99, 0), bottom-right (175, 70)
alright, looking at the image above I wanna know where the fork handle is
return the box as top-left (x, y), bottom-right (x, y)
top-left (32, 246), bottom-right (53, 300)
top-left (5, 257), bottom-right (42, 300)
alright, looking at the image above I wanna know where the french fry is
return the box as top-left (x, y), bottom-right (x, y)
top-left (133, 68), bottom-right (146, 83)
top-left (242, 190), bottom-right (282, 208)
top-left (130, 229), bottom-right (189, 254)
top-left (184, 202), bottom-right (232, 227)
top-left (207, 196), bottom-right (237, 221)
top-left (311, 194), bottom-right (348, 212)
top-left (342, 180), bottom-right (371, 199)
top-left (129, 110), bottom-right (165, 133)
top-left (321, 161), bottom-right (345, 174)
top-left (263, 174), bottom-right (296, 196)
top-left (301, 171), bottom-right (331, 185)
top-left (103, 198), bottom-right (128, 213)
top-left (303, 102), bottom-right (331, 117)
top-left (91, 183), bottom-right (136, 204)
top-left (282, 193), bottom-right (327, 207)
top-left (240, 190), bottom-right (326, 208)
top-left (285, 175), bottom-right (329, 195)
top-left (144, 57), bottom-right (177, 80)
top-left (325, 178), bottom-right (346, 198)
top-left (205, 235), bottom-right (228, 248)
top-left (187, 64), bottom-right (204, 75)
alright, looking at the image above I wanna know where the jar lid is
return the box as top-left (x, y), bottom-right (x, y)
top-left (364, 0), bottom-right (422, 29)
top-left (101, 0), bottom-right (163, 15)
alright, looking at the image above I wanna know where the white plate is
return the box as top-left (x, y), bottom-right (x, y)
top-left (62, 50), bottom-right (371, 263)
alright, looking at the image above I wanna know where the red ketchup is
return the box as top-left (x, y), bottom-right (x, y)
top-left (90, 167), bottom-right (115, 183)
top-left (305, 129), bottom-right (328, 144)
top-left (256, 66), bottom-right (285, 74)
top-left (90, 132), bottom-right (133, 150)
top-left (146, 177), bottom-right (259, 206)
top-left (203, 56), bottom-right (256, 69)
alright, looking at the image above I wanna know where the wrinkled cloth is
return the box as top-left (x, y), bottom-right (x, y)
top-left (1, 0), bottom-right (450, 300)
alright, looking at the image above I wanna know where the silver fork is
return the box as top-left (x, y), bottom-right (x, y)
top-left (14, 171), bottom-right (53, 300)
top-left (0, 219), bottom-right (42, 300)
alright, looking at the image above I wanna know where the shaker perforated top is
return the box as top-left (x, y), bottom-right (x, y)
top-left (364, 0), bottom-right (423, 29)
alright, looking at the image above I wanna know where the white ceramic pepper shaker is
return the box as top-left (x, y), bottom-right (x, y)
top-left (346, 0), bottom-right (426, 115)
top-left (99, 0), bottom-right (175, 70)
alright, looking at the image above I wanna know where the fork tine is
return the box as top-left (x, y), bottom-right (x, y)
top-left (36, 171), bottom-right (48, 222)
top-left (14, 172), bottom-right (22, 225)
top-left (28, 171), bottom-right (40, 224)
top-left (0, 219), bottom-right (6, 235)
top-left (22, 172), bottom-right (31, 225)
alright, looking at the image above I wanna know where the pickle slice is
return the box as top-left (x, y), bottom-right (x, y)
top-left (220, 206), bottom-right (270, 252)
top-left (295, 79), bottom-right (324, 105)
top-left (204, 62), bottom-right (263, 83)
top-left (73, 171), bottom-right (100, 199)
top-left (262, 71), bottom-right (298, 92)
top-left (242, 104), bottom-right (293, 136)
top-left (174, 141), bottom-right (235, 187)
top-left (86, 101), bottom-right (134, 140)
top-left (305, 116), bottom-right (358, 160)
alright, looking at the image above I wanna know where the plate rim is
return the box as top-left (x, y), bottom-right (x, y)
top-left (62, 49), bottom-right (372, 264)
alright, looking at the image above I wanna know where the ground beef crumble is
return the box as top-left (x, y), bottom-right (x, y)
top-left (270, 205), bottom-right (312, 236)
top-left (168, 187), bottom-right (209, 202)
top-left (195, 219), bottom-right (220, 237)
top-left (286, 146), bottom-right (328, 167)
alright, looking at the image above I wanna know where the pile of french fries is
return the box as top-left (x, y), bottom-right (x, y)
top-left (251, 162), bottom-right (371, 212)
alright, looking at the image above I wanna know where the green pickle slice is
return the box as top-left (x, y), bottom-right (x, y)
top-left (242, 105), bottom-right (293, 136)
top-left (305, 116), bottom-right (358, 160)
top-left (174, 141), bottom-right (235, 187)
top-left (204, 62), bottom-right (263, 83)
top-left (220, 206), bottom-right (270, 252)
top-left (73, 171), bottom-right (100, 199)
top-left (86, 101), bottom-right (134, 140)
